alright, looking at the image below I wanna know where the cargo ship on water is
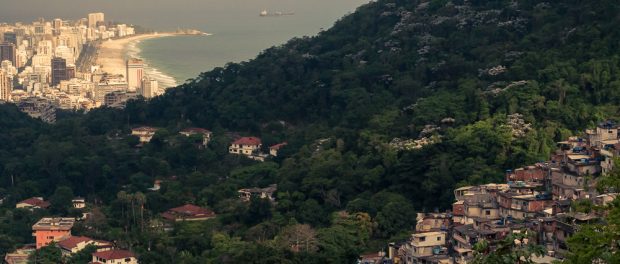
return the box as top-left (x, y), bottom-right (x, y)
top-left (259, 10), bottom-right (295, 17)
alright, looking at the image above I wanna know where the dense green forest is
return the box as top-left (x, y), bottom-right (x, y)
top-left (3, 0), bottom-right (620, 262)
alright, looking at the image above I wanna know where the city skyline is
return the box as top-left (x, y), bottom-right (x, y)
top-left (0, 12), bottom-right (167, 122)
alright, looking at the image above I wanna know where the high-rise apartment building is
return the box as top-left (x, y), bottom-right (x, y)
top-left (51, 57), bottom-right (67, 87)
top-left (0, 42), bottom-right (16, 66)
top-left (3, 32), bottom-right (17, 45)
top-left (140, 78), bottom-right (158, 98)
top-left (88, 13), bottom-right (105, 29)
top-left (0, 70), bottom-right (12, 101)
top-left (66, 65), bottom-right (76, 79)
top-left (53, 18), bottom-right (63, 35)
top-left (126, 58), bottom-right (144, 91)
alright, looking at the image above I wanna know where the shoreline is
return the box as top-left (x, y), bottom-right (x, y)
top-left (94, 32), bottom-right (209, 88)
top-left (95, 33), bottom-right (175, 77)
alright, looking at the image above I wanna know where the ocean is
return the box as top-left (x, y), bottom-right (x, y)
top-left (0, 0), bottom-right (369, 87)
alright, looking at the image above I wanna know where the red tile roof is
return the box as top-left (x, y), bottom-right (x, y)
top-left (232, 137), bottom-right (261, 146)
top-left (18, 197), bottom-right (50, 208)
top-left (161, 204), bottom-right (216, 221)
top-left (269, 142), bottom-right (288, 150)
top-left (92, 249), bottom-right (135, 260)
top-left (57, 236), bottom-right (92, 250)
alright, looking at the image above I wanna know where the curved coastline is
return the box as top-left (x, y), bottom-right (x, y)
top-left (126, 37), bottom-right (179, 89)
top-left (95, 33), bottom-right (206, 89)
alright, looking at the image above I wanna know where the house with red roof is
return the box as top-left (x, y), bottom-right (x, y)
top-left (229, 137), bottom-right (262, 156)
top-left (161, 204), bottom-right (216, 222)
top-left (57, 236), bottom-right (113, 256)
top-left (269, 142), bottom-right (288, 157)
top-left (16, 197), bottom-right (50, 210)
top-left (90, 249), bottom-right (137, 264)
top-left (179, 127), bottom-right (212, 146)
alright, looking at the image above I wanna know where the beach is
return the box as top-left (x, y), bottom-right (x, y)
top-left (95, 33), bottom-right (173, 76)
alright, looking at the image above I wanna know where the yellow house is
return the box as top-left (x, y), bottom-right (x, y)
top-left (229, 137), bottom-right (262, 156)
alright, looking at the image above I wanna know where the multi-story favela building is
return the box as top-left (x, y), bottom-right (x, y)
top-left (367, 121), bottom-right (620, 264)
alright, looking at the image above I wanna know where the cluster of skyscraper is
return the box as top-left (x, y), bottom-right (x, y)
top-left (0, 13), bottom-right (160, 123)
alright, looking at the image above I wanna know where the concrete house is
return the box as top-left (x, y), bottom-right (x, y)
top-left (229, 137), bottom-right (262, 156)
top-left (131, 126), bottom-right (158, 143)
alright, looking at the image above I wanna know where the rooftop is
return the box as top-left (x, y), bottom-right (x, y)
top-left (32, 217), bottom-right (75, 231)
top-left (57, 236), bottom-right (92, 250)
top-left (161, 204), bottom-right (216, 221)
top-left (18, 197), bottom-right (50, 208)
top-left (180, 127), bottom-right (212, 134)
top-left (92, 249), bottom-right (135, 260)
top-left (232, 137), bottom-right (262, 146)
top-left (132, 126), bottom-right (158, 132)
top-left (239, 184), bottom-right (278, 194)
top-left (269, 142), bottom-right (288, 150)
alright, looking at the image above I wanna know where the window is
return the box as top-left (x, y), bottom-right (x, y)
top-left (485, 210), bottom-right (490, 215)
top-left (419, 236), bottom-right (426, 242)
top-left (437, 236), bottom-right (441, 241)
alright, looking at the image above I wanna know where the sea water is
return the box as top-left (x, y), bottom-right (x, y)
top-left (0, 0), bottom-right (367, 88)
top-left (133, 0), bottom-right (369, 87)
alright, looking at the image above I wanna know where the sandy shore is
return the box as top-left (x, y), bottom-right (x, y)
top-left (95, 33), bottom-right (174, 76)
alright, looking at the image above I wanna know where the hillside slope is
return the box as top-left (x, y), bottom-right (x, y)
top-left (3, 0), bottom-right (620, 262)
top-left (126, 0), bottom-right (620, 209)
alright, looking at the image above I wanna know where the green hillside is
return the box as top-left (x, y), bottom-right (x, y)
top-left (2, 0), bottom-right (620, 262)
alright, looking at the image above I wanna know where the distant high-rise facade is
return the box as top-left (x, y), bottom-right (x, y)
top-left (88, 13), bottom-right (105, 29)
top-left (53, 18), bottom-right (63, 35)
top-left (126, 58), bottom-right (144, 91)
top-left (66, 65), bottom-right (76, 79)
top-left (0, 70), bottom-right (12, 101)
top-left (140, 78), bottom-right (158, 98)
top-left (0, 42), bottom-right (16, 66)
top-left (51, 57), bottom-right (67, 86)
top-left (3, 32), bottom-right (17, 45)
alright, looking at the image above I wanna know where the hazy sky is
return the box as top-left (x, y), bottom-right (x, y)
top-left (0, 0), bottom-right (368, 33)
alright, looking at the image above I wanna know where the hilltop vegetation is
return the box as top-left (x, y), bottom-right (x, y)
top-left (2, 0), bottom-right (620, 262)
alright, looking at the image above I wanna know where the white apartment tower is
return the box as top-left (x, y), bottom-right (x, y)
top-left (126, 58), bottom-right (144, 92)
top-left (140, 78), bottom-right (158, 98)
top-left (88, 13), bottom-right (105, 29)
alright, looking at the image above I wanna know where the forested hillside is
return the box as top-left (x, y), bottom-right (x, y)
top-left (2, 0), bottom-right (620, 262)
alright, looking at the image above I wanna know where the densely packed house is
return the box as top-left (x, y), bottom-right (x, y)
top-left (362, 121), bottom-right (620, 264)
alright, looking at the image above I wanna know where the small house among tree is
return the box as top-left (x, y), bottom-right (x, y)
top-left (161, 204), bottom-right (216, 222)
top-left (269, 142), bottom-right (288, 157)
top-left (72, 197), bottom-right (85, 209)
top-left (16, 197), bottom-right (50, 210)
top-left (131, 126), bottom-right (158, 143)
top-left (179, 127), bottom-right (213, 146)
top-left (238, 184), bottom-right (278, 203)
